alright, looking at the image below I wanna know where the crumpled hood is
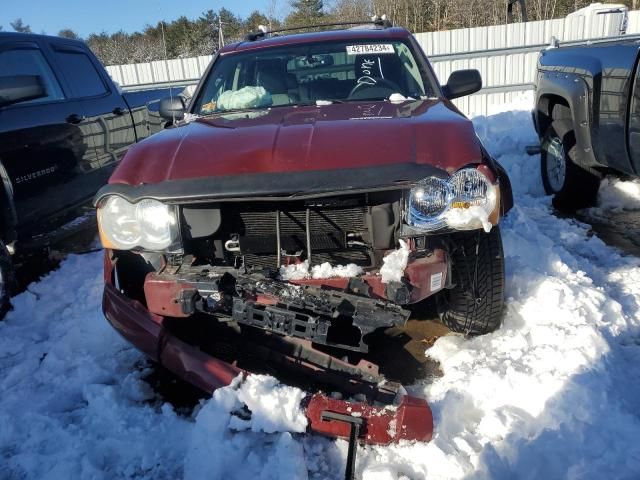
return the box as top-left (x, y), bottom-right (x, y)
top-left (109, 99), bottom-right (482, 186)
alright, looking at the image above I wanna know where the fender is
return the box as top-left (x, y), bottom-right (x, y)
top-left (0, 160), bottom-right (17, 245)
top-left (535, 67), bottom-right (600, 169)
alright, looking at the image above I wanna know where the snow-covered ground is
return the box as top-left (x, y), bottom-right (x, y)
top-left (2, 96), bottom-right (640, 479)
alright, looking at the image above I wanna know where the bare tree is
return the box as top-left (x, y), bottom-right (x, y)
top-left (58, 29), bottom-right (80, 40)
top-left (10, 18), bottom-right (31, 33)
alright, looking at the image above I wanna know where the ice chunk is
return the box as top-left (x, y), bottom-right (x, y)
top-left (311, 262), bottom-right (363, 279)
top-left (279, 260), bottom-right (363, 280)
top-left (388, 93), bottom-right (414, 103)
top-left (183, 113), bottom-right (199, 123)
top-left (217, 86), bottom-right (272, 111)
top-left (279, 261), bottom-right (310, 281)
top-left (379, 239), bottom-right (410, 284)
top-left (445, 205), bottom-right (493, 233)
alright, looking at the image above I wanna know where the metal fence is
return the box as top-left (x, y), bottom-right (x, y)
top-left (106, 10), bottom-right (640, 117)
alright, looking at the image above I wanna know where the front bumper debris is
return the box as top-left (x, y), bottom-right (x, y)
top-left (103, 252), bottom-right (434, 445)
top-left (143, 249), bottom-right (448, 353)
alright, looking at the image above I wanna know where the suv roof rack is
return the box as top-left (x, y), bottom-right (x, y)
top-left (245, 16), bottom-right (393, 42)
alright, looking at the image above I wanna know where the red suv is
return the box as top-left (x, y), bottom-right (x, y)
top-left (95, 23), bottom-right (512, 443)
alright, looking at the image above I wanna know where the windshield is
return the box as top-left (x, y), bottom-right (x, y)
top-left (193, 39), bottom-right (436, 115)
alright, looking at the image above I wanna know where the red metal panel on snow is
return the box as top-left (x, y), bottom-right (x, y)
top-left (306, 393), bottom-right (433, 444)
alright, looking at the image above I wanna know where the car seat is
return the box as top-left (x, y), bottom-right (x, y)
top-left (255, 59), bottom-right (300, 106)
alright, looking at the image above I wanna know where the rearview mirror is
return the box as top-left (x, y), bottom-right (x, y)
top-left (159, 96), bottom-right (186, 122)
top-left (442, 70), bottom-right (482, 100)
top-left (0, 75), bottom-right (47, 107)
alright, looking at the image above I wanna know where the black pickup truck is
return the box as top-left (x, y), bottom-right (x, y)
top-left (533, 36), bottom-right (640, 209)
top-left (0, 32), bottom-right (175, 315)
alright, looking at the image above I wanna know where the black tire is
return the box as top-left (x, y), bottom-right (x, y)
top-left (541, 106), bottom-right (601, 210)
top-left (0, 241), bottom-right (14, 319)
top-left (438, 227), bottom-right (505, 335)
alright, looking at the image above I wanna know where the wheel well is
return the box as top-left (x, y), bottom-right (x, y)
top-left (0, 183), bottom-right (17, 246)
top-left (537, 95), bottom-right (570, 136)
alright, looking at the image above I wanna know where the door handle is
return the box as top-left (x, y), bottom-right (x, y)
top-left (112, 107), bottom-right (125, 116)
top-left (66, 113), bottom-right (86, 124)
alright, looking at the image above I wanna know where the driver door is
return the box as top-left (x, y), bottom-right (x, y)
top-left (0, 39), bottom-right (97, 236)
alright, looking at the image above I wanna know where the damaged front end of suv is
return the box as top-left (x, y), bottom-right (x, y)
top-left (95, 26), bottom-right (513, 444)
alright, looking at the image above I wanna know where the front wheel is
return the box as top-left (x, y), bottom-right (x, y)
top-left (438, 227), bottom-right (505, 335)
top-left (541, 108), bottom-right (601, 210)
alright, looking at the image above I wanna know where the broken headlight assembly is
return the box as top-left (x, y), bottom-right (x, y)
top-left (406, 167), bottom-right (498, 233)
top-left (97, 196), bottom-right (180, 251)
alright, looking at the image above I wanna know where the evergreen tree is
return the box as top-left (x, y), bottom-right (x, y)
top-left (245, 10), bottom-right (270, 31)
top-left (286, 0), bottom-right (324, 27)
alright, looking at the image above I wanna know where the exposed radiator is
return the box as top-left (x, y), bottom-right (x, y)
top-left (219, 197), bottom-right (372, 269)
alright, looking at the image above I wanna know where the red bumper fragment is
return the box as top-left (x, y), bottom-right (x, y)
top-left (103, 253), bottom-right (434, 444)
top-left (306, 393), bottom-right (433, 444)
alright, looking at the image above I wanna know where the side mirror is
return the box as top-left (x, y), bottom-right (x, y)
top-left (0, 75), bottom-right (47, 107)
top-left (442, 70), bottom-right (482, 100)
top-left (159, 96), bottom-right (186, 122)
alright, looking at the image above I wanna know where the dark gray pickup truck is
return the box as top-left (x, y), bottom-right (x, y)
top-left (0, 32), bottom-right (177, 315)
top-left (533, 36), bottom-right (640, 209)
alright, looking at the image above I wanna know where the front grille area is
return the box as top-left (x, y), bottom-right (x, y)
top-left (221, 197), bottom-right (371, 269)
top-left (182, 191), bottom-right (402, 271)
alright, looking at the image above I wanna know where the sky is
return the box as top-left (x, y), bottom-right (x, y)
top-left (0, 0), bottom-right (284, 37)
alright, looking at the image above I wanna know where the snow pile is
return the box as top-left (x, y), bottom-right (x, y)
top-left (3, 95), bottom-right (640, 479)
top-left (0, 254), bottom-right (310, 479)
top-left (279, 260), bottom-right (364, 281)
top-left (217, 86), bottom-right (272, 111)
top-left (183, 375), bottom-right (309, 479)
top-left (230, 374), bottom-right (307, 433)
top-left (351, 100), bottom-right (640, 478)
top-left (379, 239), bottom-right (410, 283)
top-left (597, 176), bottom-right (640, 211)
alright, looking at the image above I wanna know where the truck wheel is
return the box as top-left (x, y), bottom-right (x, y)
top-left (438, 227), bottom-right (505, 335)
top-left (541, 109), bottom-right (601, 210)
top-left (0, 241), bottom-right (14, 319)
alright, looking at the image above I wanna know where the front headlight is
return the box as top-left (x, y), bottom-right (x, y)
top-left (406, 167), bottom-right (498, 233)
top-left (97, 196), bottom-right (179, 251)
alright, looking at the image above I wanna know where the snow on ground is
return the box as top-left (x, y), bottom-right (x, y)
top-left (596, 177), bottom-right (640, 212)
top-left (2, 94), bottom-right (640, 479)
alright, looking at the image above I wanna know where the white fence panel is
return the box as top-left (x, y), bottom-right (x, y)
top-left (627, 10), bottom-right (640, 33)
top-left (107, 10), bottom-right (638, 116)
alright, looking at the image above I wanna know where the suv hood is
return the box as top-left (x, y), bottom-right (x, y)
top-left (110, 99), bottom-right (482, 186)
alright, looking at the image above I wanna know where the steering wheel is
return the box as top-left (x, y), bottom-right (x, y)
top-left (348, 78), bottom-right (402, 100)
